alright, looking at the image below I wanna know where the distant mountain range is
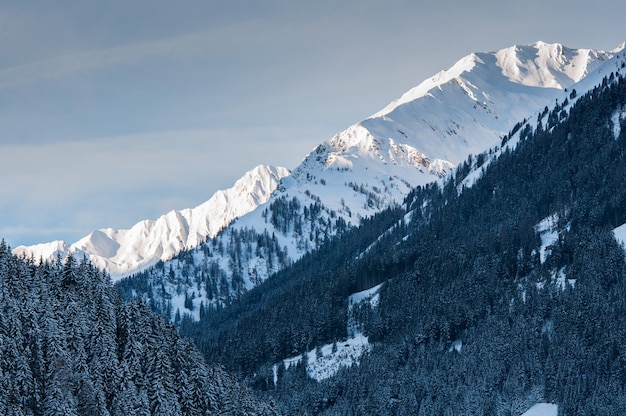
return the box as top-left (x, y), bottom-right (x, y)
top-left (13, 165), bottom-right (289, 278)
top-left (15, 41), bottom-right (625, 316)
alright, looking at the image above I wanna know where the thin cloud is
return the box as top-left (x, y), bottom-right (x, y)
top-left (0, 27), bottom-right (245, 89)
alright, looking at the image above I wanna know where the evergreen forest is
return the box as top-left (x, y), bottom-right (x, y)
top-left (0, 246), bottom-right (278, 415)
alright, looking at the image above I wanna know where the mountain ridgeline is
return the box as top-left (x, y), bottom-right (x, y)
top-left (174, 62), bottom-right (626, 414)
top-left (13, 165), bottom-right (291, 279)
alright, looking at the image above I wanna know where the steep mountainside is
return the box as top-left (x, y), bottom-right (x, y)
top-left (116, 42), bottom-right (623, 321)
top-left (180, 54), bottom-right (626, 414)
top-left (13, 165), bottom-right (289, 279)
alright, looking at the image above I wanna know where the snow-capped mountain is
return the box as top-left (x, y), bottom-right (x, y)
top-left (234, 41), bottom-right (619, 255)
top-left (16, 41), bottom-right (625, 318)
top-left (187, 52), bottom-right (626, 414)
top-left (113, 41), bottom-right (625, 321)
top-left (13, 165), bottom-right (289, 279)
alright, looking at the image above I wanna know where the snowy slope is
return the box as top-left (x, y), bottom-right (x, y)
top-left (115, 41), bottom-right (626, 321)
top-left (520, 403), bottom-right (558, 416)
top-left (283, 42), bottom-right (617, 219)
top-left (15, 41), bottom-right (625, 313)
top-left (231, 42), bottom-right (620, 261)
top-left (365, 42), bottom-right (613, 165)
top-left (13, 165), bottom-right (289, 279)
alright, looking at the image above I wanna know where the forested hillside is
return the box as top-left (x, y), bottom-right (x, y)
top-left (0, 243), bottom-right (278, 415)
top-left (111, 42), bottom-right (619, 324)
top-left (177, 71), bottom-right (626, 414)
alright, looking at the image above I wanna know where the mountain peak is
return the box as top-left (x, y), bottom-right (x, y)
top-left (373, 42), bottom-right (614, 120)
top-left (495, 41), bottom-right (613, 89)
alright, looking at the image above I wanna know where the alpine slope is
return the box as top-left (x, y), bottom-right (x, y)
top-left (15, 42), bottom-right (625, 308)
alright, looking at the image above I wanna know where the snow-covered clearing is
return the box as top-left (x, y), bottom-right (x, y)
top-left (613, 222), bottom-right (626, 248)
top-left (277, 283), bottom-right (383, 383)
top-left (535, 214), bottom-right (559, 263)
top-left (520, 403), bottom-right (557, 416)
top-left (612, 107), bottom-right (625, 139)
top-left (282, 333), bottom-right (371, 382)
top-left (348, 282), bottom-right (383, 308)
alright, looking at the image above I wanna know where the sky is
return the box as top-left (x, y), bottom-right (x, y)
top-left (1, 0), bottom-right (624, 247)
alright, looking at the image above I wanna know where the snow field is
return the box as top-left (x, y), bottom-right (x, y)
top-left (535, 214), bottom-right (560, 264)
top-left (276, 283), bottom-right (384, 383)
top-left (520, 403), bottom-right (558, 416)
top-left (282, 333), bottom-right (371, 383)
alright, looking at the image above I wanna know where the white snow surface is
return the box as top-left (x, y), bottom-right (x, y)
top-left (14, 165), bottom-right (289, 280)
top-left (348, 283), bottom-right (383, 306)
top-left (367, 42), bottom-right (613, 164)
top-left (613, 223), bottom-right (626, 248)
top-left (448, 340), bottom-right (463, 353)
top-left (535, 214), bottom-right (560, 264)
top-left (520, 403), bottom-right (558, 416)
top-left (283, 333), bottom-right (371, 383)
top-left (612, 105), bottom-right (625, 139)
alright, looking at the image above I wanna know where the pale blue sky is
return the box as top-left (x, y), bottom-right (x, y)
top-left (1, 0), bottom-right (624, 247)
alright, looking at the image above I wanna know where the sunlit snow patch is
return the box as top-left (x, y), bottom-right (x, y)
top-left (282, 333), bottom-right (371, 382)
top-left (520, 403), bottom-right (557, 416)
top-left (613, 223), bottom-right (626, 248)
top-left (611, 106), bottom-right (625, 139)
top-left (448, 340), bottom-right (462, 353)
top-left (277, 283), bottom-right (383, 383)
top-left (535, 214), bottom-right (559, 263)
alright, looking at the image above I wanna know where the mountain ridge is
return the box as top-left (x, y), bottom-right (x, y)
top-left (183, 54), bottom-right (626, 415)
top-left (13, 164), bottom-right (289, 279)
top-left (15, 41), bottom-right (624, 294)
top-left (113, 41), bottom-right (625, 323)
